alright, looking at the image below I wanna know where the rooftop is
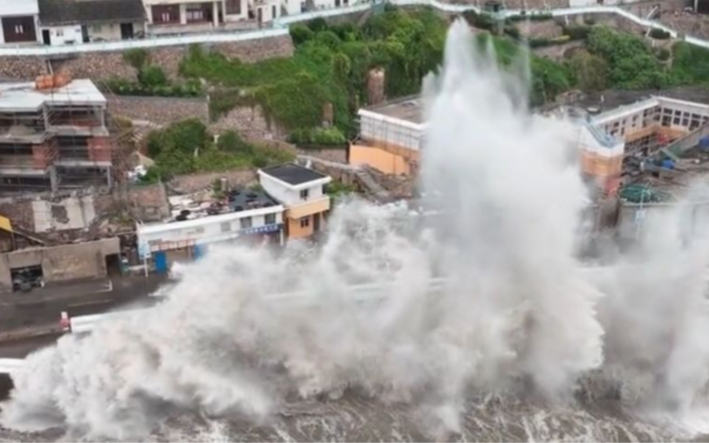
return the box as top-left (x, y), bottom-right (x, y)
top-left (260, 163), bottom-right (328, 186)
top-left (362, 96), bottom-right (424, 125)
top-left (0, 79), bottom-right (106, 112)
top-left (38, 0), bottom-right (146, 26)
top-left (574, 87), bottom-right (709, 115)
top-left (168, 187), bottom-right (281, 223)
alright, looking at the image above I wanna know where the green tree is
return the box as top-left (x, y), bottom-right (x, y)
top-left (567, 50), bottom-right (609, 91)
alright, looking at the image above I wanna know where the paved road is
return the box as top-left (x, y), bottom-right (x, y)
top-left (0, 274), bottom-right (168, 355)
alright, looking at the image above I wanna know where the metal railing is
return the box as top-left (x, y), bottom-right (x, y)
top-left (0, 0), bottom-right (707, 57)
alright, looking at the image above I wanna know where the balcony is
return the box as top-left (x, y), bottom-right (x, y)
top-left (286, 196), bottom-right (330, 219)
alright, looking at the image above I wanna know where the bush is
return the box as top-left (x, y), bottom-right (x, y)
top-left (529, 12), bottom-right (553, 21)
top-left (217, 130), bottom-right (254, 155)
top-left (123, 48), bottom-right (149, 70)
top-left (563, 24), bottom-right (591, 41)
top-left (462, 11), bottom-right (496, 31)
top-left (649, 28), bottom-right (671, 40)
top-left (288, 127), bottom-right (347, 146)
top-left (138, 65), bottom-right (168, 88)
top-left (290, 24), bottom-right (315, 45)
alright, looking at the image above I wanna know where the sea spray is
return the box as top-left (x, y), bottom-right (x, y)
top-left (2, 19), bottom-right (709, 441)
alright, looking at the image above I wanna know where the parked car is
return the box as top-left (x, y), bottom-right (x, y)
top-left (12, 271), bottom-right (44, 293)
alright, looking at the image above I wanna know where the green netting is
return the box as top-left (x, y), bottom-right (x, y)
top-left (619, 184), bottom-right (673, 203)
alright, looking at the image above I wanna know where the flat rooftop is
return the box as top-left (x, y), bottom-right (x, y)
top-left (362, 96), bottom-right (424, 124)
top-left (260, 163), bottom-right (328, 186)
top-left (0, 79), bottom-right (106, 112)
top-left (574, 87), bottom-right (709, 114)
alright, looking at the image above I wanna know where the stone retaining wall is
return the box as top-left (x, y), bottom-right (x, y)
top-left (107, 95), bottom-right (210, 126)
top-left (0, 34), bottom-right (294, 81)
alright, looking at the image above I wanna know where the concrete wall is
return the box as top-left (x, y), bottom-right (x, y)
top-left (287, 214), bottom-right (314, 239)
top-left (107, 95), bottom-right (210, 126)
top-left (0, 237), bottom-right (120, 292)
top-left (88, 22), bottom-right (146, 41)
top-left (168, 169), bottom-right (256, 194)
top-left (350, 144), bottom-right (411, 175)
top-left (42, 25), bottom-right (83, 46)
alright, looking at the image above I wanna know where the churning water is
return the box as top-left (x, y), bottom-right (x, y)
top-left (3, 20), bottom-right (709, 442)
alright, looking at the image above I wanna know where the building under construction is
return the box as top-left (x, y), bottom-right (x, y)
top-left (0, 75), bottom-right (113, 193)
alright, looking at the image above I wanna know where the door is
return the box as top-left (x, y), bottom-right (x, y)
top-left (42, 29), bottom-right (50, 45)
top-left (257, 7), bottom-right (262, 24)
top-left (154, 251), bottom-right (168, 274)
top-left (2, 16), bottom-right (37, 43)
top-left (313, 213), bottom-right (321, 232)
top-left (120, 23), bottom-right (133, 40)
top-left (81, 25), bottom-right (89, 43)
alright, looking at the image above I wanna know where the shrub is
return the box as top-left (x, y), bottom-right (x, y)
top-left (288, 127), bottom-right (347, 146)
top-left (217, 130), bottom-right (254, 155)
top-left (462, 11), bottom-right (496, 31)
top-left (649, 28), bottom-right (671, 40)
top-left (138, 65), bottom-right (168, 88)
top-left (529, 12), bottom-right (553, 21)
top-left (123, 48), bottom-right (149, 70)
top-left (290, 24), bottom-right (315, 45)
top-left (563, 24), bottom-right (591, 41)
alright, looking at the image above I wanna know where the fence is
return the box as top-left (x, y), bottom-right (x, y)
top-left (0, 0), bottom-right (708, 57)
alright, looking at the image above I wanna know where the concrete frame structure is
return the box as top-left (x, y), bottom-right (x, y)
top-left (258, 164), bottom-right (332, 240)
top-left (0, 78), bottom-right (112, 193)
top-left (0, 0), bottom-right (41, 46)
top-left (593, 96), bottom-right (709, 155)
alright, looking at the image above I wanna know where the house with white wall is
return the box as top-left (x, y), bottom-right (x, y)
top-left (258, 164), bottom-right (331, 240)
top-left (37, 0), bottom-right (146, 46)
top-left (0, 0), bottom-right (41, 46)
top-left (144, 0), bottom-right (251, 34)
top-left (137, 188), bottom-right (284, 273)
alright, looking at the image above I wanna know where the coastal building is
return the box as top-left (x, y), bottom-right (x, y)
top-left (0, 76), bottom-right (112, 192)
top-left (258, 163), bottom-right (331, 239)
top-left (350, 96), bottom-right (423, 176)
top-left (137, 187), bottom-right (285, 273)
top-left (37, 0), bottom-right (147, 45)
top-left (0, 0), bottom-right (41, 46)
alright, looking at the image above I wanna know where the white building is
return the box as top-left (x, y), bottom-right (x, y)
top-left (145, 0), bottom-right (253, 34)
top-left (37, 0), bottom-right (147, 46)
top-left (0, 0), bottom-right (41, 46)
top-left (258, 164), bottom-right (331, 239)
top-left (137, 189), bottom-right (285, 272)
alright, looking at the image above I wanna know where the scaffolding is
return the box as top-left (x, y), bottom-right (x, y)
top-left (0, 74), bottom-right (133, 194)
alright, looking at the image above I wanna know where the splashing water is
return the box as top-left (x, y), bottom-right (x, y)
top-left (3, 20), bottom-right (709, 442)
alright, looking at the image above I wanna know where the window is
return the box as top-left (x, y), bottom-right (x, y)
top-left (56, 29), bottom-right (64, 37)
top-left (300, 217), bottom-right (310, 228)
top-left (272, 5), bottom-right (277, 19)
top-left (674, 117), bottom-right (681, 125)
top-left (92, 25), bottom-right (102, 33)
top-left (221, 221), bottom-right (231, 233)
top-left (240, 217), bottom-right (252, 229)
top-left (226, 0), bottom-right (241, 15)
top-left (14, 24), bottom-right (24, 34)
top-left (299, 189), bottom-right (309, 200)
top-left (265, 213), bottom-right (276, 225)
